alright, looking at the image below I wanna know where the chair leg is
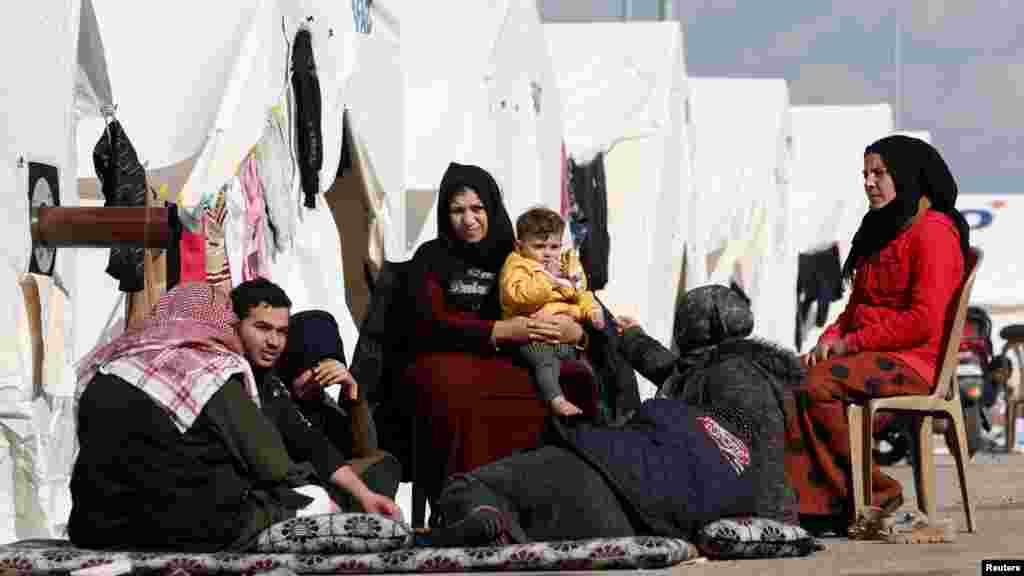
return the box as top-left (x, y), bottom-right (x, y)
top-left (912, 415), bottom-right (936, 521)
top-left (947, 405), bottom-right (977, 533)
top-left (846, 404), bottom-right (866, 522)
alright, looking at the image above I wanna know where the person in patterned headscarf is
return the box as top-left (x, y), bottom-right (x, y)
top-left (426, 284), bottom-right (806, 549)
top-left (68, 283), bottom-right (396, 553)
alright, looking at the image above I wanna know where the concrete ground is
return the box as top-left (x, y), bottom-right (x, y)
top-left (676, 449), bottom-right (1024, 576)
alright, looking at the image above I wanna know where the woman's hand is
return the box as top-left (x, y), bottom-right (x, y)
top-left (803, 337), bottom-right (849, 368)
top-left (546, 314), bottom-right (584, 345)
top-left (492, 317), bottom-right (532, 344)
top-left (313, 359), bottom-right (358, 401)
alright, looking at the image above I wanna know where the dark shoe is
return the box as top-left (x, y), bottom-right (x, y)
top-left (799, 514), bottom-right (848, 538)
top-left (426, 506), bottom-right (520, 548)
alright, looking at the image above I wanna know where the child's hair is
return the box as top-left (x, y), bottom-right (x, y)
top-left (516, 206), bottom-right (565, 241)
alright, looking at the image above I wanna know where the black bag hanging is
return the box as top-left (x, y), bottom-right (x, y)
top-left (291, 27), bottom-right (323, 208)
top-left (93, 119), bottom-right (147, 292)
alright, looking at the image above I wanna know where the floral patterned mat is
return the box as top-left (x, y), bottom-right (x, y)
top-left (0, 536), bottom-right (698, 574)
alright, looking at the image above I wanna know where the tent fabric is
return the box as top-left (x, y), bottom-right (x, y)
top-left (687, 77), bottom-right (795, 350)
top-left (404, 0), bottom-right (565, 255)
top-left (546, 22), bottom-right (694, 398)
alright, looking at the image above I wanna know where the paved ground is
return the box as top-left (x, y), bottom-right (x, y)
top-left (675, 449), bottom-right (1024, 575)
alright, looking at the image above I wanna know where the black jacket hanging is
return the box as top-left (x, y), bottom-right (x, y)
top-left (291, 28), bottom-right (323, 208)
top-left (568, 153), bottom-right (610, 290)
top-left (93, 120), bottom-right (148, 293)
top-left (795, 243), bottom-right (843, 350)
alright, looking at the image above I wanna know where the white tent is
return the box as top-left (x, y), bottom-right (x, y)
top-left (545, 22), bottom-right (694, 397)
top-left (789, 104), bottom-right (894, 352)
top-left (70, 1), bottom-right (412, 369)
top-left (687, 77), bottom-right (795, 349)
top-left (2, 0), bottom-right (408, 538)
top-left (0, 0), bottom-right (112, 543)
top-left (401, 0), bottom-right (565, 254)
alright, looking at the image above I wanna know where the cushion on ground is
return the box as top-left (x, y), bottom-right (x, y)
top-left (697, 517), bottom-right (817, 559)
top-left (0, 536), bottom-right (697, 574)
top-left (254, 513), bottom-right (412, 554)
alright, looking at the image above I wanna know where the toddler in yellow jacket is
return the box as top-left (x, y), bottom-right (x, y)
top-left (499, 207), bottom-right (605, 416)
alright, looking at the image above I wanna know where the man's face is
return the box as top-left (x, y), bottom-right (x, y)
top-left (236, 304), bottom-right (290, 368)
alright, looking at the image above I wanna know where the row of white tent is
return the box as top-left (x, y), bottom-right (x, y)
top-left (4, 0), bottom-right (1016, 541)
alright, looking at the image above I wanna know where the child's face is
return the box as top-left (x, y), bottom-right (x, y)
top-left (517, 233), bottom-right (562, 269)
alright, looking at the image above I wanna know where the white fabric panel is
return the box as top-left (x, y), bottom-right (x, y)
top-left (688, 77), bottom-right (794, 349)
top-left (545, 22), bottom-right (676, 163)
top-left (345, 34), bottom-right (406, 260)
top-left (269, 205), bottom-right (360, 366)
top-left (405, 0), bottom-right (563, 256)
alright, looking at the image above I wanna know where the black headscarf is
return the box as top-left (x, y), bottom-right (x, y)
top-left (412, 162), bottom-right (515, 315)
top-left (842, 135), bottom-right (970, 280)
top-left (278, 310), bottom-right (346, 387)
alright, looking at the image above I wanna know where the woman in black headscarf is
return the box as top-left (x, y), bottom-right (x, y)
top-left (400, 163), bottom-right (588, 504)
top-left (785, 135), bottom-right (970, 535)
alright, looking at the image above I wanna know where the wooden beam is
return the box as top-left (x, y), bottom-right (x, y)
top-left (30, 206), bottom-right (170, 248)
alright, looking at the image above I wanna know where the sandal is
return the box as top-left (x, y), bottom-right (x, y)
top-left (847, 494), bottom-right (904, 540)
top-left (883, 512), bottom-right (956, 544)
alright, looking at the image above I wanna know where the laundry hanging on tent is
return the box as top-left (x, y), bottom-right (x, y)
top-left (291, 27), bottom-right (323, 209)
top-left (795, 243), bottom-right (843, 350)
top-left (337, 109), bottom-right (355, 180)
top-left (203, 192), bottom-right (232, 290)
top-left (255, 104), bottom-right (298, 254)
top-left (93, 120), bottom-right (147, 293)
top-left (179, 218), bottom-right (207, 285)
top-left (351, 0), bottom-right (372, 34)
top-left (568, 153), bottom-right (610, 290)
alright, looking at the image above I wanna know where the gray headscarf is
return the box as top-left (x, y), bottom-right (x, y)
top-left (674, 284), bottom-right (754, 352)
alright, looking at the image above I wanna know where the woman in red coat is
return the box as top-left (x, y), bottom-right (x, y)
top-left (784, 135), bottom-right (971, 535)
top-left (404, 163), bottom-right (586, 504)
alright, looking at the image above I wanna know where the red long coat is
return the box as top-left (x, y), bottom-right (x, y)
top-left (821, 210), bottom-right (964, 384)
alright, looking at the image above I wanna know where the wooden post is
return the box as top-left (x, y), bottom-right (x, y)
top-left (30, 206), bottom-right (170, 248)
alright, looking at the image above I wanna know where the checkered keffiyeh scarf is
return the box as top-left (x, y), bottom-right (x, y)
top-left (75, 282), bottom-right (258, 432)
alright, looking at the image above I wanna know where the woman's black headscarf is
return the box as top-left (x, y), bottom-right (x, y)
top-left (278, 310), bottom-right (346, 387)
top-left (412, 162), bottom-right (515, 314)
top-left (842, 135), bottom-right (970, 280)
top-left (674, 284), bottom-right (754, 352)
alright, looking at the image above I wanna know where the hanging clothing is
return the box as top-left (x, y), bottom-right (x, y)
top-left (204, 191), bottom-right (232, 290)
top-left (567, 153), bottom-right (610, 290)
top-left (351, 0), bottom-right (373, 34)
top-left (239, 156), bottom-right (271, 282)
top-left (255, 104), bottom-right (298, 255)
top-left (223, 177), bottom-right (247, 289)
top-left (795, 243), bottom-right (842, 350)
top-left (180, 220), bottom-right (207, 285)
top-left (291, 28), bottom-right (323, 209)
top-left (93, 120), bottom-right (147, 293)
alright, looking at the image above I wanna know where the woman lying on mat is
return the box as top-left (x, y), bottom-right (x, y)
top-left (427, 284), bottom-right (802, 546)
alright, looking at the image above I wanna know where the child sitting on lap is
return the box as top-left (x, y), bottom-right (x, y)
top-left (499, 207), bottom-right (604, 416)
